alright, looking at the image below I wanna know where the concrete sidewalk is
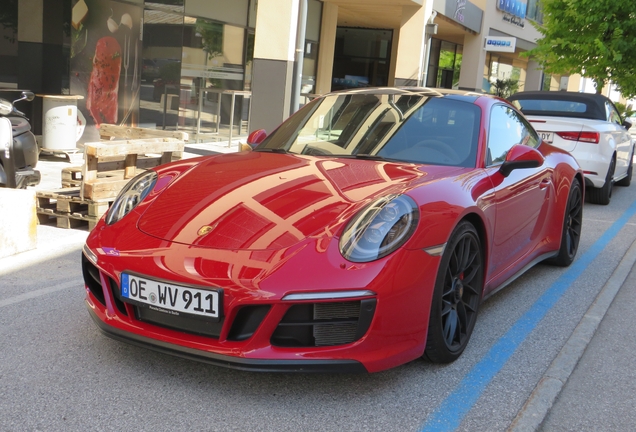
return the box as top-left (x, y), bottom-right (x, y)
top-left (510, 240), bottom-right (636, 431)
top-left (539, 259), bottom-right (636, 431)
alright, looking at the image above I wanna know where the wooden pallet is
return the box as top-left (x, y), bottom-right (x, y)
top-left (62, 164), bottom-right (145, 188)
top-left (82, 137), bottom-right (185, 200)
top-left (36, 188), bottom-right (111, 230)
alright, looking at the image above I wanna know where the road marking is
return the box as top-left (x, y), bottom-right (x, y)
top-left (0, 279), bottom-right (82, 309)
top-left (420, 199), bottom-right (636, 432)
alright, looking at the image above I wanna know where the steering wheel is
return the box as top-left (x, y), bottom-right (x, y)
top-left (414, 139), bottom-right (460, 163)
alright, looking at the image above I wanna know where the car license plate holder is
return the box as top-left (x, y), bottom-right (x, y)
top-left (120, 273), bottom-right (222, 322)
top-left (538, 131), bottom-right (554, 143)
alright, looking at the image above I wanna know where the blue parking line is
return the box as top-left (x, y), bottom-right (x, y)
top-left (421, 199), bottom-right (636, 432)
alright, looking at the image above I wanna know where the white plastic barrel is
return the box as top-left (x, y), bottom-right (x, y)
top-left (39, 95), bottom-right (84, 150)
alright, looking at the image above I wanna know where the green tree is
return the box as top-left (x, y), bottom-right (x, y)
top-left (526, 0), bottom-right (636, 97)
top-left (491, 79), bottom-right (519, 99)
top-left (614, 102), bottom-right (634, 119)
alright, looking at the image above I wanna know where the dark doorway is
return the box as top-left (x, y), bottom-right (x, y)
top-left (331, 27), bottom-right (392, 91)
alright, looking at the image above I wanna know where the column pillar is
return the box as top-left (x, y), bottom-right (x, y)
top-left (314, 2), bottom-right (338, 95)
top-left (394, 4), bottom-right (433, 86)
top-left (525, 59), bottom-right (543, 91)
top-left (250, 0), bottom-right (299, 134)
top-left (458, 32), bottom-right (488, 92)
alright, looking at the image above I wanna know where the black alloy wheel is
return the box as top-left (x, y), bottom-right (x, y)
top-left (547, 179), bottom-right (582, 267)
top-left (425, 221), bottom-right (483, 363)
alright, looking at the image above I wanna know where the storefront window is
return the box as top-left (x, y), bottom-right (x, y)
top-left (332, 28), bottom-right (393, 91)
top-left (179, 19), bottom-right (247, 137)
top-left (426, 39), bottom-right (462, 89)
top-left (526, 0), bottom-right (543, 24)
top-left (138, 6), bottom-right (184, 131)
top-left (138, 1), bottom-right (254, 140)
top-left (0, 0), bottom-right (19, 87)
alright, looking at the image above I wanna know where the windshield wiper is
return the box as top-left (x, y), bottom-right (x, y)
top-left (340, 154), bottom-right (396, 162)
top-left (253, 147), bottom-right (289, 154)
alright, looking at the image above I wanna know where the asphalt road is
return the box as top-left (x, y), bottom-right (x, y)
top-left (2, 159), bottom-right (636, 431)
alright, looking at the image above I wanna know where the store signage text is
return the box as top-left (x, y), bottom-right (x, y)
top-left (503, 14), bottom-right (525, 28)
top-left (497, 0), bottom-right (527, 27)
top-left (484, 36), bottom-right (517, 53)
top-left (497, 0), bottom-right (527, 18)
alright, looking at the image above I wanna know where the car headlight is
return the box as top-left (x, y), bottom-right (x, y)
top-left (106, 171), bottom-right (157, 225)
top-left (339, 194), bottom-right (419, 262)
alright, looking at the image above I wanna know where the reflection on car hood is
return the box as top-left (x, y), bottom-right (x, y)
top-left (138, 152), bottom-right (454, 250)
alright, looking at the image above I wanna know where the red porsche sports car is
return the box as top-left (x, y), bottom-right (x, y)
top-left (82, 88), bottom-right (583, 373)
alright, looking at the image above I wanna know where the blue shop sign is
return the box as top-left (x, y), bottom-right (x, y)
top-left (497, 0), bottom-right (527, 19)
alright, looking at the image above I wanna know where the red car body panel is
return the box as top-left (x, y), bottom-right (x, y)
top-left (83, 90), bottom-right (583, 372)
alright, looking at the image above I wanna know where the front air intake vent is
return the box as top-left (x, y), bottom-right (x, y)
top-left (313, 322), bottom-right (358, 347)
top-left (81, 253), bottom-right (105, 306)
top-left (313, 302), bottom-right (360, 320)
top-left (108, 278), bottom-right (128, 316)
top-left (271, 299), bottom-right (376, 347)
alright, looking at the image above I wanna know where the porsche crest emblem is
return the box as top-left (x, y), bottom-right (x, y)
top-left (197, 225), bottom-right (215, 236)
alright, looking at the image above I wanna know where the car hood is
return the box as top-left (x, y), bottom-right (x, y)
top-left (138, 152), bottom-right (459, 250)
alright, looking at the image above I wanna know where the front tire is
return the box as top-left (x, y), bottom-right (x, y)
top-left (546, 179), bottom-right (582, 267)
top-left (424, 221), bottom-right (483, 363)
top-left (587, 158), bottom-right (614, 205)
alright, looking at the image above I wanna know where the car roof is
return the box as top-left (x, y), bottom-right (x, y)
top-left (508, 91), bottom-right (609, 120)
top-left (327, 87), bottom-right (495, 104)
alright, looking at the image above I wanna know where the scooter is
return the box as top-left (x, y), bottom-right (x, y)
top-left (0, 91), bottom-right (40, 188)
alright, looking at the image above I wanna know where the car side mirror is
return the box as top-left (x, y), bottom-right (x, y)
top-left (499, 144), bottom-right (545, 178)
top-left (247, 129), bottom-right (267, 147)
top-left (623, 118), bottom-right (632, 130)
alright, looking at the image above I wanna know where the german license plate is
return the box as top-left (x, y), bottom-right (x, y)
top-left (120, 273), bottom-right (221, 320)
top-left (538, 131), bottom-right (554, 143)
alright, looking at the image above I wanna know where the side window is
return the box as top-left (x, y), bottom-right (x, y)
top-left (487, 105), bottom-right (538, 166)
top-left (605, 102), bottom-right (622, 125)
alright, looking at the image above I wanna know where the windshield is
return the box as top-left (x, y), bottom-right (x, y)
top-left (256, 93), bottom-right (481, 167)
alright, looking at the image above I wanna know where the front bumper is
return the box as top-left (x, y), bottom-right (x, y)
top-left (87, 306), bottom-right (366, 373)
top-left (82, 231), bottom-right (439, 373)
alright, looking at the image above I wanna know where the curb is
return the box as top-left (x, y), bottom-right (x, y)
top-left (507, 238), bottom-right (636, 432)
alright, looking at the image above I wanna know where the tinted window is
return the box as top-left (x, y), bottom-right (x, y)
top-left (258, 93), bottom-right (481, 167)
top-left (488, 105), bottom-right (538, 165)
top-left (512, 99), bottom-right (587, 113)
top-left (605, 102), bottom-right (622, 125)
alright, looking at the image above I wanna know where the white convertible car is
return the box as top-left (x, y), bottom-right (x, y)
top-left (509, 91), bottom-right (634, 205)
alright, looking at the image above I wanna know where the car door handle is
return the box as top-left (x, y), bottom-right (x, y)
top-left (539, 179), bottom-right (551, 189)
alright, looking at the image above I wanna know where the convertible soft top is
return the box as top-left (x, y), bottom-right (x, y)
top-left (508, 91), bottom-right (610, 121)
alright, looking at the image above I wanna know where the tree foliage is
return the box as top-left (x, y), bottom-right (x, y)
top-left (491, 79), bottom-right (519, 99)
top-left (526, 0), bottom-right (636, 97)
